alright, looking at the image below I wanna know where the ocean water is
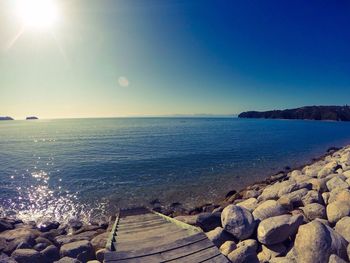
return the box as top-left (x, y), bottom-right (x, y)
top-left (1, 117), bottom-right (350, 222)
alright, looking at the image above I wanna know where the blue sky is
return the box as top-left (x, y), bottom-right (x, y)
top-left (1, 0), bottom-right (350, 119)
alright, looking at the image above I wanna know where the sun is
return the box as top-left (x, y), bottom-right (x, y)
top-left (15, 0), bottom-right (60, 31)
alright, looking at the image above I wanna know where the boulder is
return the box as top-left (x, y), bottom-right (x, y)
top-left (301, 203), bottom-right (327, 221)
top-left (96, 248), bottom-right (107, 262)
top-left (327, 201), bottom-right (350, 224)
top-left (0, 228), bottom-right (41, 254)
top-left (91, 232), bottom-right (108, 251)
top-left (257, 243), bottom-right (287, 262)
top-left (258, 181), bottom-right (294, 201)
top-left (60, 240), bottom-right (94, 262)
top-left (326, 177), bottom-right (349, 192)
top-left (294, 220), bottom-right (348, 263)
top-left (302, 190), bottom-right (324, 206)
top-left (257, 214), bottom-right (303, 245)
top-left (221, 205), bottom-right (256, 240)
top-left (205, 227), bottom-right (233, 248)
top-left (0, 253), bottom-right (17, 263)
top-left (196, 212), bottom-right (221, 232)
top-left (318, 161), bottom-right (340, 178)
top-left (54, 257), bottom-right (81, 263)
top-left (227, 239), bottom-right (259, 263)
top-left (0, 220), bottom-right (14, 232)
top-left (328, 189), bottom-right (350, 204)
top-left (340, 152), bottom-right (350, 166)
top-left (269, 257), bottom-right (296, 263)
top-left (56, 231), bottom-right (99, 245)
top-left (335, 217), bottom-right (350, 242)
top-left (11, 249), bottom-right (43, 263)
top-left (219, 240), bottom-right (237, 256)
top-left (277, 188), bottom-right (309, 208)
top-left (37, 221), bottom-right (60, 232)
top-left (328, 254), bottom-right (348, 263)
top-left (236, 198), bottom-right (258, 212)
top-left (308, 178), bottom-right (328, 192)
top-left (252, 200), bottom-right (286, 221)
top-left (41, 245), bottom-right (60, 262)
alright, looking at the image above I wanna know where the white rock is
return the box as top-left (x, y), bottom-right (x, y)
top-left (253, 200), bottom-right (286, 221)
top-left (221, 205), bottom-right (256, 240)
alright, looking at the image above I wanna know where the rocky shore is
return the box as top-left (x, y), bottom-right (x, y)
top-left (0, 216), bottom-right (111, 263)
top-left (170, 145), bottom-right (350, 262)
top-left (2, 146), bottom-right (350, 262)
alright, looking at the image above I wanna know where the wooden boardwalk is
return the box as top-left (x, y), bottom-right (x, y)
top-left (104, 207), bottom-right (229, 263)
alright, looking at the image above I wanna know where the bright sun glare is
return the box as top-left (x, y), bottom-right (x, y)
top-left (15, 0), bottom-right (60, 30)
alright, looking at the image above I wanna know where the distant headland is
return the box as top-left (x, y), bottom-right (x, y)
top-left (0, 116), bottom-right (14, 121)
top-left (26, 116), bottom-right (39, 120)
top-left (238, 105), bottom-right (350, 121)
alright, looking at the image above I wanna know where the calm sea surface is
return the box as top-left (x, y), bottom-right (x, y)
top-left (1, 117), bottom-right (350, 222)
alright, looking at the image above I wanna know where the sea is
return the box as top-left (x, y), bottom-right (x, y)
top-left (1, 117), bottom-right (350, 222)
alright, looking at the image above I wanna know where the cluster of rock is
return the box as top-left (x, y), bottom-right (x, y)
top-left (175, 146), bottom-right (350, 262)
top-left (0, 217), bottom-right (111, 263)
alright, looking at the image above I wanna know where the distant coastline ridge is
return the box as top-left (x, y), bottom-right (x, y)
top-left (0, 116), bottom-right (13, 121)
top-left (238, 105), bottom-right (350, 121)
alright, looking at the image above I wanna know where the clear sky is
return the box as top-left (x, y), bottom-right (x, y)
top-left (1, 0), bottom-right (350, 119)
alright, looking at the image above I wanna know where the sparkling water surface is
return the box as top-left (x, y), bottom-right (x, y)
top-left (1, 117), bottom-right (350, 222)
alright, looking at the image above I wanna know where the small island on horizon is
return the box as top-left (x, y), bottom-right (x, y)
top-left (26, 116), bottom-right (39, 120)
top-left (238, 105), bottom-right (350, 122)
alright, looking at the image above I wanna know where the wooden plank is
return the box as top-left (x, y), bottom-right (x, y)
top-left (117, 219), bottom-right (169, 231)
top-left (116, 223), bottom-right (179, 237)
top-left (200, 254), bottom-right (230, 263)
top-left (116, 228), bottom-right (190, 245)
top-left (164, 246), bottom-right (222, 262)
top-left (106, 233), bottom-right (207, 260)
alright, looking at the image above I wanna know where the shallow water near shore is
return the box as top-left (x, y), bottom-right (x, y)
top-left (1, 117), bottom-right (350, 222)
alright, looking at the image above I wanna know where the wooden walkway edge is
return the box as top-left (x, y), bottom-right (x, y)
top-left (104, 207), bottom-right (229, 263)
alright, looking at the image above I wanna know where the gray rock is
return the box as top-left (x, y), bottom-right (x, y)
top-left (11, 249), bottom-right (43, 263)
top-left (269, 257), bottom-right (296, 263)
top-left (308, 178), bottom-right (328, 192)
top-left (221, 205), bottom-right (256, 240)
top-left (0, 253), bottom-right (17, 263)
top-left (252, 200), bottom-right (286, 221)
top-left (302, 203), bottom-right (327, 221)
top-left (302, 190), bottom-right (324, 206)
top-left (219, 240), bottom-right (237, 256)
top-left (41, 245), bottom-right (60, 263)
top-left (328, 254), bottom-right (348, 263)
top-left (56, 231), bottom-right (99, 245)
top-left (258, 181), bottom-right (294, 201)
top-left (236, 198), bottom-right (258, 212)
top-left (0, 228), bottom-right (40, 254)
top-left (91, 232), bottom-right (108, 251)
top-left (96, 248), bottom-right (107, 262)
top-left (54, 257), bottom-right (81, 263)
top-left (335, 217), bottom-right (350, 242)
top-left (318, 161), bottom-right (340, 178)
top-left (227, 239), bottom-right (259, 263)
top-left (37, 221), bottom-right (60, 232)
top-left (257, 243), bottom-right (287, 263)
top-left (0, 219), bottom-right (14, 232)
top-left (33, 242), bottom-right (47, 251)
top-left (294, 220), bottom-right (348, 263)
top-left (205, 227), bottom-right (233, 248)
top-left (327, 201), bottom-right (350, 224)
top-left (60, 240), bottom-right (94, 262)
top-left (278, 188), bottom-right (309, 208)
top-left (196, 212), bottom-right (221, 232)
top-left (257, 214), bottom-right (303, 245)
top-left (327, 177), bottom-right (349, 192)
